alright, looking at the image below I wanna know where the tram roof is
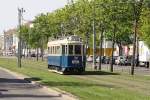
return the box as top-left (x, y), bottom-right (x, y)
top-left (47, 36), bottom-right (83, 46)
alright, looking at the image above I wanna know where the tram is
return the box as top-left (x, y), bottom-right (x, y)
top-left (47, 35), bottom-right (85, 74)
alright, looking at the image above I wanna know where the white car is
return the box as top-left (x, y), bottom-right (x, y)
top-left (87, 55), bottom-right (93, 62)
top-left (7, 52), bottom-right (14, 56)
top-left (115, 56), bottom-right (126, 65)
top-left (96, 56), bottom-right (102, 63)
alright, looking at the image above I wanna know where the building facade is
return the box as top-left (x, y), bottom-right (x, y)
top-left (3, 29), bottom-right (17, 55)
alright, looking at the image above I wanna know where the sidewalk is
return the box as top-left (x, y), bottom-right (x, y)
top-left (0, 67), bottom-right (77, 100)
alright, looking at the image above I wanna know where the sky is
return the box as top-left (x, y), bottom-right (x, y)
top-left (0, 0), bottom-right (68, 34)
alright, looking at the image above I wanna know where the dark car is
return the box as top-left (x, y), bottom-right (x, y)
top-left (31, 53), bottom-right (36, 57)
top-left (103, 56), bottom-right (110, 64)
top-left (126, 56), bottom-right (138, 66)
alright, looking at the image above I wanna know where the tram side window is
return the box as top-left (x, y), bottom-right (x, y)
top-left (53, 46), bottom-right (54, 54)
top-left (69, 45), bottom-right (73, 55)
top-left (82, 45), bottom-right (85, 55)
top-left (62, 45), bottom-right (65, 54)
top-left (65, 45), bottom-right (68, 55)
top-left (48, 47), bottom-right (50, 54)
top-left (57, 46), bottom-right (61, 54)
top-left (75, 45), bottom-right (81, 55)
top-left (54, 46), bottom-right (56, 54)
top-left (51, 47), bottom-right (52, 54)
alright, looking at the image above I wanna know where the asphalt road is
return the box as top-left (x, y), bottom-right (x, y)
top-left (0, 68), bottom-right (75, 100)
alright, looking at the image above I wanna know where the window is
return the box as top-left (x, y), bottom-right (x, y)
top-left (69, 45), bottom-right (73, 55)
top-left (62, 45), bottom-right (65, 54)
top-left (48, 47), bottom-right (50, 54)
top-left (53, 46), bottom-right (55, 54)
top-left (54, 46), bottom-right (56, 54)
top-left (75, 45), bottom-right (81, 55)
top-left (51, 47), bottom-right (53, 54)
top-left (56, 46), bottom-right (60, 54)
top-left (82, 45), bottom-right (84, 55)
top-left (65, 45), bottom-right (68, 55)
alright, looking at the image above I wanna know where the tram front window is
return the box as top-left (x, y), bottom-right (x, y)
top-left (75, 45), bottom-right (81, 55)
top-left (69, 45), bottom-right (73, 55)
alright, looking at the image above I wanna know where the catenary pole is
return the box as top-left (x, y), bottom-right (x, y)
top-left (18, 8), bottom-right (25, 68)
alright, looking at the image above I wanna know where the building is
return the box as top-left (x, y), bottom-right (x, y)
top-left (3, 29), bottom-right (17, 55)
top-left (87, 41), bottom-right (117, 57)
top-left (0, 35), bottom-right (4, 55)
top-left (0, 35), bottom-right (4, 50)
top-left (2, 21), bottom-right (33, 55)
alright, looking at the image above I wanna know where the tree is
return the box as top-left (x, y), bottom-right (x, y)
top-left (140, 0), bottom-right (150, 47)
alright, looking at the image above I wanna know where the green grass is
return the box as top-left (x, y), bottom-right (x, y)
top-left (0, 57), bottom-right (150, 100)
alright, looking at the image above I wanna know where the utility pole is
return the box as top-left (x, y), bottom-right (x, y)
top-left (85, 31), bottom-right (89, 67)
top-left (18, 8), bottom-right (25, 68)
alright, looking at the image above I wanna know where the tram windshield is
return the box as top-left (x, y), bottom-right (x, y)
top-left (63, 45), bottom-right (82, 55)
top-left (75, 45), bottom-right (81, 55)
top-left (69, 45), bottom-right (73, 54)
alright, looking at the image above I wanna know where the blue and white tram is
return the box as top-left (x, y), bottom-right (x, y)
top-left (47, 35), bottom-right (85, 74)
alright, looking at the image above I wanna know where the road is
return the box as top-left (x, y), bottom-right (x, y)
top-left (0, 68), bottom-right (76, 100)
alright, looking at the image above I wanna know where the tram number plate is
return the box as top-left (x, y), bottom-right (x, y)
top-left (72, 60), bottom-right (79, 64)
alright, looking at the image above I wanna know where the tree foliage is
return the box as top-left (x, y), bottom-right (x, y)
top-left (19, 0), bottom-right (150, 50)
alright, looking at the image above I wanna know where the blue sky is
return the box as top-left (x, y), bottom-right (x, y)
top-left (0, 0), bottom-right (68, 34)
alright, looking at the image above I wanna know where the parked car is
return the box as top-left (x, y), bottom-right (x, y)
top-left (43, 54), bottom-right (48, 59)
top-left (109, 56), bottom-right (118, 64)
top-left (96, 56), bottom-right (105, 63)
top-left (115, 56), bottom-right (128, 65)
top-left (126, 56), bottom-right (138, 66)
top-left (103, 56), bottom-right (110, 64)
top-left (6, 52), bottom-right (13, 56)
top-left (87, 55), bottom-right (93, 62)
top-left (31, 53), bottom-right (36, 57)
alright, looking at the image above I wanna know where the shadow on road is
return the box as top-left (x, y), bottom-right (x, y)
top-left (0, 94), bottom-right (62, 98)
top-left (0, 77), bottom-right (42, 84)
top-left (24, 77), bottom-right (42, 82)
top-left (0, 78), bottom-right (31, 83)
top-left (0, 78), bottom-right (42, 89)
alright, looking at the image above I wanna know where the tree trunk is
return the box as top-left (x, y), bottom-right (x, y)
top-left (41, 47), bottom-right (44, 61)
top-left (110, 24), bottom-right (116, 72)
top-left (118, 43), bottom-right (123, 56)
top-left (27, 46), bottom-right (28, 58)
top-left (36, 48), bottom-right (39, 61)
top-left (23, 44), bottom-right (26, 58)
top-left (99, 27), bottom-right (104, 70)
top-left (131, 0), bottom-right (143, 75)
